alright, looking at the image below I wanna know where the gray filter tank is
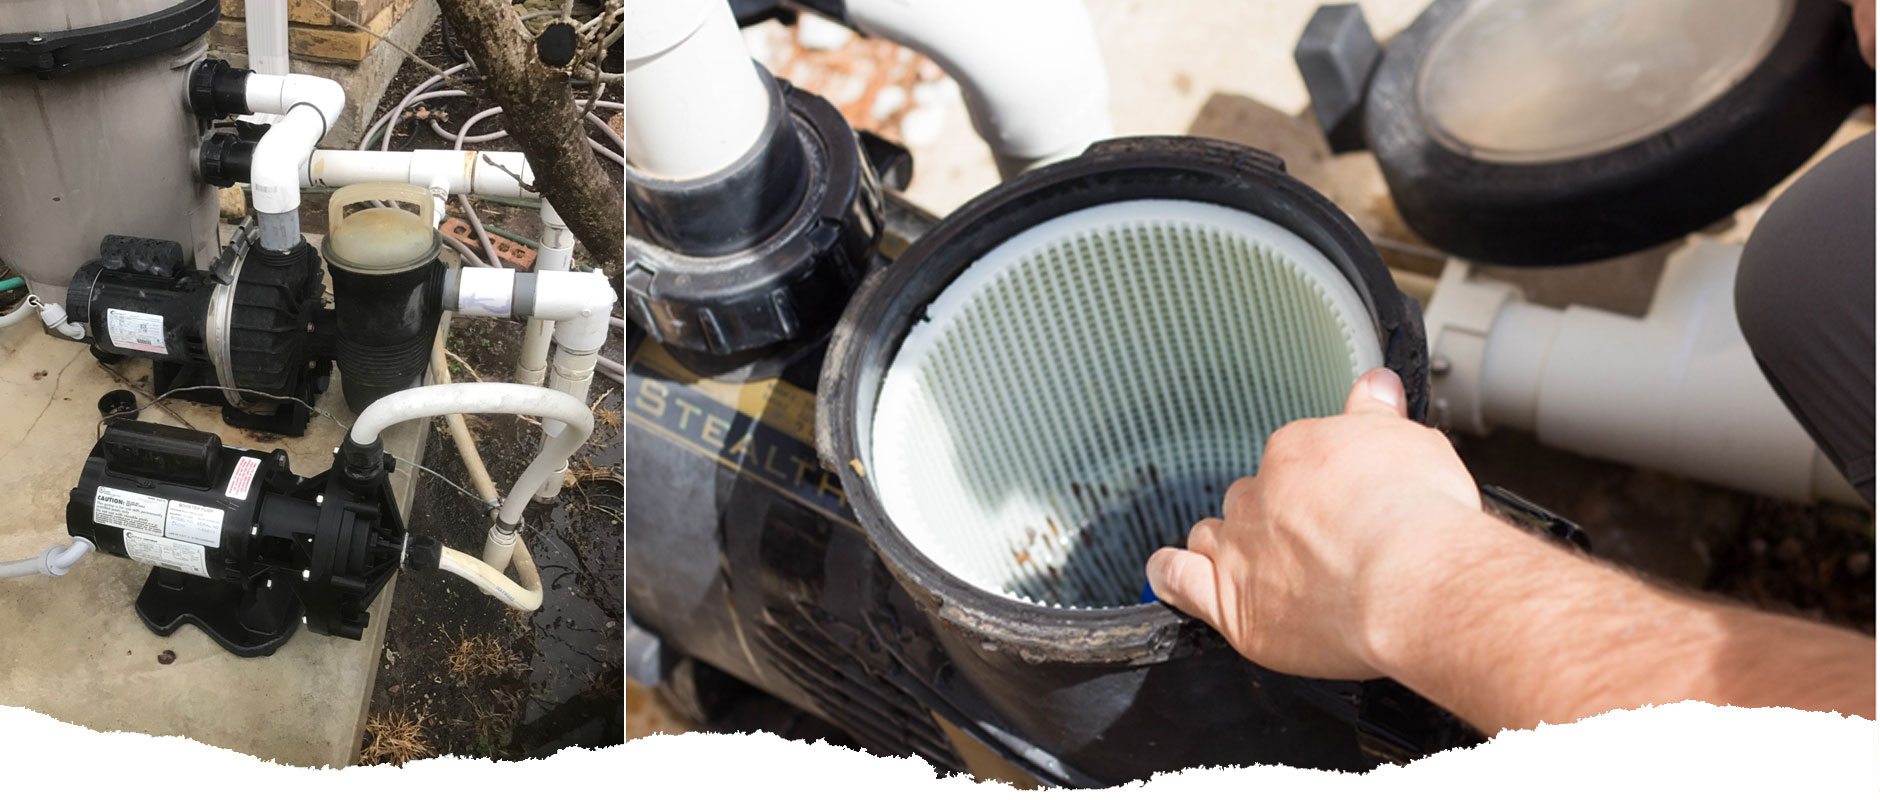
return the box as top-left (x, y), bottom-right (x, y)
top-left (0, 0), bottom-right (222, 298)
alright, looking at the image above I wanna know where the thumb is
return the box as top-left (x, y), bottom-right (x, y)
top-left (1146, 547), bottom-right (1223, 627)
top-left (1344, 367), bottom-right (1407, 418)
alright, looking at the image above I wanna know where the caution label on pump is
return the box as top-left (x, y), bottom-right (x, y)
top-left (94, 487), bottom-right (167, 535)
top-left (123, 530), bottom-right (209, 578)
top-left (164, 501), bottom-right (224, 548)
top-left (106, 308), bottom-right (168, 355)
top-left (225, 456), bottom-right (261, 500)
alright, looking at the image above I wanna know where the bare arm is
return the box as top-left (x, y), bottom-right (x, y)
top-left (1147, 369), bottom-right (1875, 734)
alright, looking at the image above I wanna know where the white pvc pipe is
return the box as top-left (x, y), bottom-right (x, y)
top-left (618, 0), bottom-right (772, 179)
top-left (439, 542), bottom-right (543, 611)
top-left (1424, 239), bottom-right (1863, 505)
top-left (246, 73), bottom-right (346, 249)
top-left (535, 312), bottom-right (609, 504)
top-left (304, 149), bottom-right (538, 199)
top-left (246, 0), bottom-right (291, 76)
top-left (842, 0), bottom-right (1114, 176)
top-left (449, 268), bottom-right (618, 324)
top-left (516, 202), bottom-right (573, 386)
top-left (0, 538), bottom-right (94, 579)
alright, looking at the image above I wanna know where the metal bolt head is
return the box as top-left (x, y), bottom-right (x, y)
top-left (1430, 356), bottom-right (1452, 377)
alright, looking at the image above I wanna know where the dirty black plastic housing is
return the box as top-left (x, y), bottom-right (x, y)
top-left (322, 229), bottom-right (445, 413)
top-left (66, 420), bottom-right (411, 656)
top-left (627, 137), bottom-right (1469, 788)
top-left (621, 64), bottom-right (882, 368)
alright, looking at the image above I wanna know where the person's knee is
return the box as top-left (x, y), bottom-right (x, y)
top-left (1734, 134), bottom-right (1875, 366)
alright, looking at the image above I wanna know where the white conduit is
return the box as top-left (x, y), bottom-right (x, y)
top-left (618, 0), bottom-right (772, 178)
top-left (841, 0), bottom-right (1113, 176)
top-left (0, 538), bottom-right (94, 579)
top-left (245, 0), bottom-right (291, 76)
top-left (1423, 238), bottom-right (1863, 505)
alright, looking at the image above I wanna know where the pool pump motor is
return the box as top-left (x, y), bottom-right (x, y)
top-left (626, 137), bottom-right (1478, 785)
top-left (66, 419), bottom-right (429, 657)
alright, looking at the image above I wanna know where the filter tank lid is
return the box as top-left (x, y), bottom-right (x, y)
top-left (324, 183), bottom-right (439, 273)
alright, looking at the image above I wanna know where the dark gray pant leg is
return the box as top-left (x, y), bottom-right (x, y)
top-left (1735, 132), bottom-right (1876, 504)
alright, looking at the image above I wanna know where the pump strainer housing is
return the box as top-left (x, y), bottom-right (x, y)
top-left (815, 137), bottom-right (1450, 780)
top-left (870, 198), bottom-right (1383, 609)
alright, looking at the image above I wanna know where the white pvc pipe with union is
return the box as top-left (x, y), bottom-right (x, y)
top-left (305, 149), bottom-right (539, 199)
top-left (245, 73), bottom-right (346, 250)
top-left (842, 0), bottom-right (1114, 176)
top-left (618, 0), bottom-right (772, 179)
top-left (1423, 239), bottom-right (1862, 505)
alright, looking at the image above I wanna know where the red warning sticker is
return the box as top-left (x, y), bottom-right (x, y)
top-left (226, 456), bottom-right (261, 501)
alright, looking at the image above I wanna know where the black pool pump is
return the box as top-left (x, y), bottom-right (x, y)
top-left (626, 136), bottom-right (1478, 785)
top-left (66, 228), bottom-right (333, 435)
top-left (66, 420), bottom-right (430, 657)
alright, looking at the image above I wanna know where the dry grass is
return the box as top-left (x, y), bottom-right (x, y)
top-left (360, 710), bottom-right (435, 766)
top-left (446, 632), bottom-right (525, 680)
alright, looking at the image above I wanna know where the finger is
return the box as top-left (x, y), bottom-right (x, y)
top-left (1146, 547), bottom-right (1223, 627)
top-left (1186, 518), bottom-right (1222, 557)
top-left (1344, 367), bottom-right (1407, 418)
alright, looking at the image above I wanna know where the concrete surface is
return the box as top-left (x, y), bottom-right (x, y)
top-left (0, 246), bottom-right (428, 766)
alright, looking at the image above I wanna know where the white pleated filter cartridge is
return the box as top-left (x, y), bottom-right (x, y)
top-left (870, 199), bottom-right (1383, 609)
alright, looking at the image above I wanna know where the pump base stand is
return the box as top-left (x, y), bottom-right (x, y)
top-left (135, 568), bottom-right (302, 658)
top-left (148, 357), bottom-right (332, 438)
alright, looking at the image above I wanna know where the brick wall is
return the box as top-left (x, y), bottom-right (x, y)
top-left (214, 0), bottom-right (420, 63)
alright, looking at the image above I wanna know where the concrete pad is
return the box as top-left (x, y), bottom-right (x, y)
top-left (0, 316), bottom-right (425, 766)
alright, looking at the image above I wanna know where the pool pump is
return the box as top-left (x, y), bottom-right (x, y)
top-left (626, 137), bottom-right (1478, 785)
top-left (66, 420), bottom-right (421, 657)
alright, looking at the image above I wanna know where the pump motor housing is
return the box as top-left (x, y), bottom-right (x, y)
top-left (67, 421), bottom-right (414, 656)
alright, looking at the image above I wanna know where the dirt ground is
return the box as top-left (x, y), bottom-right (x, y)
top-left (336, 22), bottom-right (627, 764)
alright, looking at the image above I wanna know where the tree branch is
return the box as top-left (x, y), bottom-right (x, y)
top-left (435, 0), bottom-right (625, 270)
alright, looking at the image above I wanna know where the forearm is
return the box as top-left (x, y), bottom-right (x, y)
top-left (1364, 507), bottom-right (1877, 734)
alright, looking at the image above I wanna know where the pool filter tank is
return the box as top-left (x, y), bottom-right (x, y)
top-left (625, 137), bottom-right (1472, 785)
top-left (0, 0), bottom-right (223, 299)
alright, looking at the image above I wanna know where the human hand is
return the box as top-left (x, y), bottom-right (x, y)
top-left (1145, 368), bottom-right (1482, 680)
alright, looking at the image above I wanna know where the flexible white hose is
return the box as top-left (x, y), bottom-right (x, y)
top-left (0, 538), bottom-right (94, 579)
top-left (349, 384), bottom-right (593, 529)
top-left (439, 542), bottom-right (542, 611)
top-left (430, 328), bottom-right (501, 505)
